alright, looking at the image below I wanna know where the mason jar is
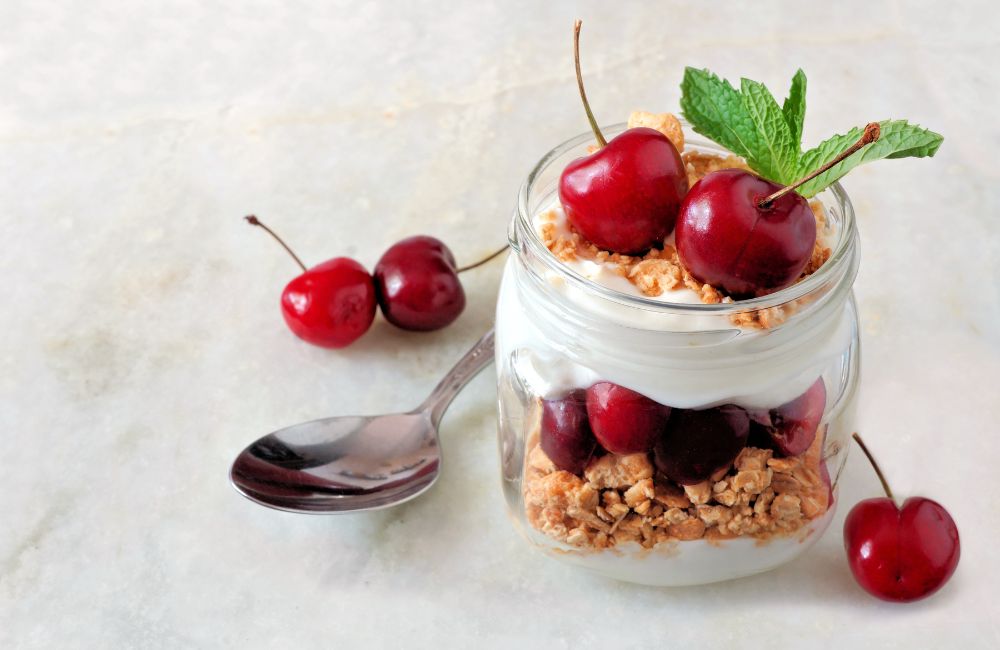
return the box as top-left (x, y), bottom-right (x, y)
top-left (494, 123), bottom-right (860, 586)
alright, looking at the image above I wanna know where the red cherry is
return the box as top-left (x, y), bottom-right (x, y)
top-left (654, 405), bottom-right (749, 485)
top-left (280, 257), bottom-right (377, 348)
top-left (374, 236), bottom-right (465, 332)
top-left (585, 382), bottom-right (670, 454)
top-left (557, 21), bottom-right (687, 255)
top-left (676, 123), bottom-right (882, 298)
top-left (559, 127), bottom-right (688, 255)
top-left (246, 216), bottom-right (376, 349)
top-left (845, 497), bottom-right (960, 602)
top-left (675, 169), bottom-right (815, 298)
top-left (843, 433), bottom-right (960, 602)
top-left (759, 378), bottom-right (826, 457)
top-left (541, 390), bottom-right (598, 474)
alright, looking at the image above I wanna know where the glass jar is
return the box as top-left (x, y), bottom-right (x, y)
top-left (495, 124), bottom-right (860, 586)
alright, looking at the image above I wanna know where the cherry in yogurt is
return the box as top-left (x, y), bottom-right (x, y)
top-left (676, 123), bottom-right (881, 297)
top-left (675, 169), bottom-right (816, 297)
top-left (558, 21), bottom-right (687, 255)
top-left (585, 382), bottom-right (670, 455)
top-left (749, 378), bottom-right (827, 457)
top-left (540, 390), bottom-right (598, 474)
top-left (654, 405), bottom-right (749, 485)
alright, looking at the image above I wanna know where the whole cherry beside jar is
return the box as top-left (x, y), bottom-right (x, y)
top-left (245, 216), bottom-right (376, 349)
top-left (375, 236), bottom-right (467, 332)
top-left (843, 433), bottom-right (960, 602)
top-left (246, 216), bottom-right (507, 347)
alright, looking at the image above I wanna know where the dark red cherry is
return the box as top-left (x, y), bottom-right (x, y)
top-left (585, 382), bottom-right (670, 454)
top-left (845, 497), bottom-right (960, 602)
top-left (761, 378), bottom-right (827, 457)
top-left (675, 169), bottom-right (816, 298)
top-left (374, 236), bottom-right (465, 332)
top-left (559, 127), bottom-right (688, 255)
top-left (654, 405), bottom-right (749, 485)
top-left (280, 257), bottom-right (377, 348)
top-left (541, 390), bottom-right (598, 474)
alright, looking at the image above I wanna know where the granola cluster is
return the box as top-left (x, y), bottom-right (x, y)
top-left (541, 111), bottom-right (833, 330)
top-left (523, 424), bottom-right (829, 551)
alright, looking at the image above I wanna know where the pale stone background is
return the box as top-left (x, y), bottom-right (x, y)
top-left (2, 1), bottom-right (998, 647)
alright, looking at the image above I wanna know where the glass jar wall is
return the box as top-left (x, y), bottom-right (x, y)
top-left (495, 125), bottom-right (861, 586)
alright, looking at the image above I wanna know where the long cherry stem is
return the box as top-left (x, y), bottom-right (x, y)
top-left (456, 244), bottom-right (509, 274)
top-left (852, 432), bottom-right (895, 502)
top-left (245, 215), bottom-right (308, 272)
top-left (759, 122), bottom-right (881, 208)
top-left (573, 20), bottom-right (607, 148)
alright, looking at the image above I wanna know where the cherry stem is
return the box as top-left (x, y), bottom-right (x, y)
top-left (244, 215), bottom-right (308, 272)
top-left (758, 122), bottom-right (881, 208)
top-left (852, 432), bottom-right (895, 502)
top-left (573, 20), bottom-right (607, 148)
top-left (456, 244), bottom-right (509, 274)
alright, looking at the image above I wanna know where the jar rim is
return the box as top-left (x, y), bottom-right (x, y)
top-left (513, 121), bottom-right (858, 315)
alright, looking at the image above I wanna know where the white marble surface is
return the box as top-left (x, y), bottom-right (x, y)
top-left (2, 1), bottom-right (999, 647)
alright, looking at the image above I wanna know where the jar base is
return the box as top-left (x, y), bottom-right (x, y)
top-left (530, 503), bottom-right (836, 586)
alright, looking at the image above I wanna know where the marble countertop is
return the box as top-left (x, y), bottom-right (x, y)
top-left (3, 1), bottom-right (999, 647)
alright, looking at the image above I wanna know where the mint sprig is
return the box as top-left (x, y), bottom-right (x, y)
top-left (680, 68), bottom-right (943, 198)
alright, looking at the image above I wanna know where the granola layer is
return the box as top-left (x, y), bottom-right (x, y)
top-left (523, 423), bottom-right (830, 551)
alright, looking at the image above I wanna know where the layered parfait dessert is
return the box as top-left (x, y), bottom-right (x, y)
top-left (494, 23), bottom-right (942, 585)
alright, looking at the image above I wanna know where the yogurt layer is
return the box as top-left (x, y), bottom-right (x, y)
top-left (495, 200), bottom-right (851, 411)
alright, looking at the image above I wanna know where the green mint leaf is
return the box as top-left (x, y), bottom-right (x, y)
top-left (680, 67), bottom-right (760, 160)
top-left (795, 119), bottom-right (944, 197)
top-left (740, 77), bottom-right (798, 182)
top-left (679, 68), bottom-right (943, 198)
top-left (782, 69), bottom-right (807, 150)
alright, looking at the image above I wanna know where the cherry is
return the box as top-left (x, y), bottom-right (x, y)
top-left (752, 378), bottom-right (826, 457)
top-left (246, 216), bottom-right (376, 348)
top-left (557, 21), bottom-right (688, 255)
top-left (585, 382), bottom-right (670, 454)
top-left (373, 236), bottom-right (466, 332)
top-left (676, 170), bottom-right (815, 297)
top-left (540, 390), bottom-right (598, 474)
top-left (843, 433), bottom-right (960, 602)
top-left (654, 405), bottom-right (749, 485)
top-left (676, 123), bottom-right (881, 298)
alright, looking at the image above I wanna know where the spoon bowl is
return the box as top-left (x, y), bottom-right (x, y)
top-left (230, 330), bottom-right (494, 513)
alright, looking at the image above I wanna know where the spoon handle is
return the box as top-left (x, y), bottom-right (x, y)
top-left (419, 328), bottom-right (495, 425)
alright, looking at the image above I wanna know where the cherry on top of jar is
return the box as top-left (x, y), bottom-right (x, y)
top-left (512, 122), bottom-right (859, 320)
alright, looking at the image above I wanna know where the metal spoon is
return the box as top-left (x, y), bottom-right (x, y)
top-left (230, 329), bottom-right (495, 513)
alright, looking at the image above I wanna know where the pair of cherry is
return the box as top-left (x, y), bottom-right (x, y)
top-left (246, 216), bottom-right (504, 348)
top-left (540, 379), bottom-right (825, 483)
top-left (560, 22), bottom-right (874, 298)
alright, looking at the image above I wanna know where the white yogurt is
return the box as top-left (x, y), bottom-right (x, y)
top-left (494, 201), bottom-right (851, 410)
